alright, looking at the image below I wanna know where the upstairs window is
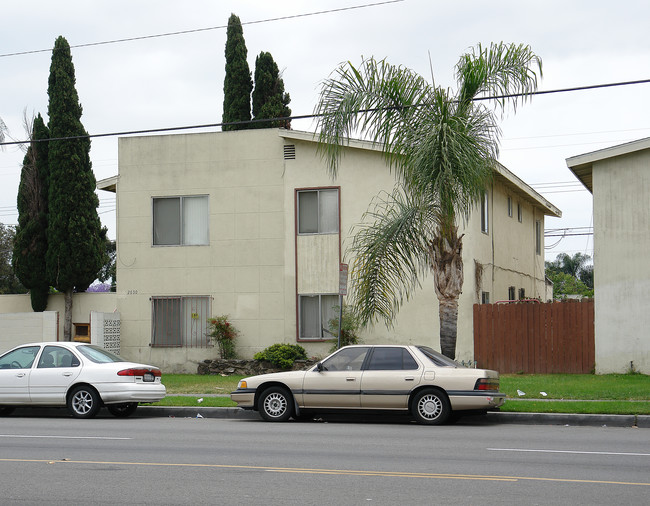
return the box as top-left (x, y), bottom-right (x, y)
top-left (517, 202), bottom-right (523, 223)
top-left (153, 195), bottom-right (209, 246)
top-left (297, 189), bottom-right (339, 234)
top-left (519, 288), bottom-right (526, 300)
top-left (480, 191), bottom-right (489, 234)
top-left (507, 196), bottom-right (513, 217)
top-left (508, 286), bottom-right (516, 301)
top-left (535, 220), bottom-right (542, 255)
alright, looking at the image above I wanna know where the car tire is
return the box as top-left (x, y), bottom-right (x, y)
top-left (0, 407), bottom-right (15, 416)
top-left (258, 386), bottom-right (293, 422)
top-left (411, 388), bottom-right (451, 425)
top-left (67, 385), bottom-right (101, 419)
top-left (107, 402), bottom-right (138, 418)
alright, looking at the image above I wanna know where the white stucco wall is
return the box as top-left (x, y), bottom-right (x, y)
top-left (592, 150), bottom-right (650, 373)
top-left (0, 293), bottom-right (117, 353)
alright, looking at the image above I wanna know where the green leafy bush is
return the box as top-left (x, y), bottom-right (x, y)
top-left (254, 343), bottom-right (308, 369)
top-left (208, 315), bottom-right (238, 359)
top-left (328, 305), bottom-right (361, 352)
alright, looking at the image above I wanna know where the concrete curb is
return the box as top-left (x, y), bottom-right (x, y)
top-left (136, 406), bottom-right (650, 427)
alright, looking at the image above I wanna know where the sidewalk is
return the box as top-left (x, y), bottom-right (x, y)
top-left (135, 405), bottom-right (650, 428)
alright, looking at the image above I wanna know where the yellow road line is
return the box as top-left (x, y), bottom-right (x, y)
top-left (0, 458), bottom-right (648, 486)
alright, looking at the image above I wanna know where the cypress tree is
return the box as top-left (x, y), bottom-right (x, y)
top-left (222, 14), bottom-right (253, 131)
top-left (13, 113), bottom-right (50, 311)
top-left (46, 36), bottom-right (107, 340)
top-left (252, 52), bottom-right (291, 129)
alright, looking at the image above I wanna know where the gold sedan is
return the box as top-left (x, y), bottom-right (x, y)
top-left (231, 345), bottom-right (504, 425)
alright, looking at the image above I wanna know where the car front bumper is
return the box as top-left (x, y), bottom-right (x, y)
top-left (231, 388), bottom-right (256, 409)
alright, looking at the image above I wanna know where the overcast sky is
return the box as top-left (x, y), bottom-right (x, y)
top-left (2, 0), bottom-right (649, 264)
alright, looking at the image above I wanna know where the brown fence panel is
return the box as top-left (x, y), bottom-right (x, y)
top-left (473, 300), bottom-right (594, 374)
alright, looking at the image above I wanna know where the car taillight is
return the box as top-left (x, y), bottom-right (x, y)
top-left (118, 368), bottom-right (162, 377)
top-left (474, 378), bottom-right (499, 391)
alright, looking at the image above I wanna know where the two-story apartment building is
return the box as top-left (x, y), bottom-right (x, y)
top-left (97, 128), bottom-right (560, 372)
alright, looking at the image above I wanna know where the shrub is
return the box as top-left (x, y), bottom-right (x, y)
top-left (328, 305), bottom-right (361, 352)
top-left (254, 343), bottom-right (308, 369)
top-left (208, 315), bottom-right (239, 359)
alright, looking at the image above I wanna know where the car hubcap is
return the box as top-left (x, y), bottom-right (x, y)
top-left (73, 391), bottom-right (93, 414)
top-left (418, 394), bottom-right (441, 419)
top-left (264, 393), bottom-right (287, 417)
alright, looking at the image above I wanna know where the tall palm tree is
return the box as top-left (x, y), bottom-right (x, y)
top-left (315, 42), bottom-right (542, 358)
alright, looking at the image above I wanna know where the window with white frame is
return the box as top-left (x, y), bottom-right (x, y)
top-left (298, 294), bottom-right (339, 339)
top-left (153, 195), bottom-right (209, 246)
top-left (535, 220), bottom-right (542, 255)
top-left (151, 296), bottom-right (211, 347)
top-left (480, 191), bottom-right (489, 234)
top-left (481, 291), bottom-right (490, 304)
top-left (297, 189), bottom-right (339, 234)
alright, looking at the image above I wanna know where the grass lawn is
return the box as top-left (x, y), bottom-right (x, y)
top-left (156, 372), bottom-right (650, 414)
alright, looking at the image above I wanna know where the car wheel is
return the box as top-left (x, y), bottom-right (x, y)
top-left (67, 386), bottom-right (101, 419)
top-left (107, 402), bottom-right (138, 418)
top-left (411, 389), bottom-right (451, 425)
top-left (0, 407), bottom-right (15, 416)
top-left (258, 386), bottom-right (293, 422)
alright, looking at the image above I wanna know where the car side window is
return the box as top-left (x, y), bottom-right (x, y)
top-left (321, 347), bottom-right (370, 371)
top-left (366, 347), bottom-right (419, 371)
top-left (0, 346), bottom-right (40, 369)
top-left (37, 346), bottom-right (80, 368)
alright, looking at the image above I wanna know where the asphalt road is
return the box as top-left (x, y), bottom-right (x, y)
top-left (1, 414), bottom-right (648, 505)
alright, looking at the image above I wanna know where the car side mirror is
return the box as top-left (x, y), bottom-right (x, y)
top-left (316, 362), bottom-right (324, 372)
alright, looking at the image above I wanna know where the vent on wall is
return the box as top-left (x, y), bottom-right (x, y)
top-left (284, 144), bottom-right (296, 160)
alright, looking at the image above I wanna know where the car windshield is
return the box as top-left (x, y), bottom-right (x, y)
top-left (417, 346), bottom-right (462, 368)
top-left (76, 345), bottom-right (125, 364)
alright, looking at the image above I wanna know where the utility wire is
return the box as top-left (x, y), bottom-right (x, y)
top-left (3, 78), bottom-right (650, 148)
top-left (0, 0), bottom-right (404, 58)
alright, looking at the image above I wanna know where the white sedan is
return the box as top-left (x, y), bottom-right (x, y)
top-left (0, 342), bottom-right (166, 418)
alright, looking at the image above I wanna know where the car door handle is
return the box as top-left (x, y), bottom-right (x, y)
top-left (62, 372), bottom-right (73, 377)
top-left (346, 377), bottom-right (356, 382)
top-left (404, 377), bottom-right (415, 381)
top-left (16, 373), bottom-right (25, 378)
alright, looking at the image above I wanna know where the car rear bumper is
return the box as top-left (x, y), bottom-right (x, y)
top-left (448, 391), bottom-right (506, 410)
top-left (98, 383), bottom-right (167, 404)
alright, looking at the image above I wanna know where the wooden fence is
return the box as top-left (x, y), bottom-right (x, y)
top-left (473, 300), bottom-right (594, 374)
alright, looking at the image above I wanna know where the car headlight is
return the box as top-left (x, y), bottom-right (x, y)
top-left (238, 380), bottom-right (247, 389)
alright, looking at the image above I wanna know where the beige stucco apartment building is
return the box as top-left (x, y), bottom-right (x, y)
top-left (567, 138), bottom-right (650, 374)
top-left (93, 128), bottom-right (559, 372)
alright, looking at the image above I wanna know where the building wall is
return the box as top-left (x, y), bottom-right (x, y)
top-left (0, 293), bottom-right (117, 352)
top-left (111, 129), bottom-right (553, 372)
top-left (592, 150), bottom-right (650, 373)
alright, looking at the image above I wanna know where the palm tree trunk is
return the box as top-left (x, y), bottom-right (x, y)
top-left (430, 226), bottom-right (464, 359)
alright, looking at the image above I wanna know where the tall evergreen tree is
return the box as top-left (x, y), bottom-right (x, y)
top-left (0, 224), bottom-right (26, 294)
top-left (252, 52), bottom-right (291, 128)
top-left (46, 36), bottom-right (107, 340)
top-left (222, 14), bottom-right (253, 131)
top-left (13, 113), bottom-right (50, 311)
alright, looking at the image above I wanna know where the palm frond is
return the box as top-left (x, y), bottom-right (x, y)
top-left (314, 58), bottom-right (432, 179)
top-left (348, 186), bottom-right (439, 326)
top-left (456, 42), bottom-right (542, 113)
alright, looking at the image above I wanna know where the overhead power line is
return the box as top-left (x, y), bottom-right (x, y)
top-left (0, 0), bottom-right (404, 58)
top-left (2, 78), bottom-right (650, 148)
